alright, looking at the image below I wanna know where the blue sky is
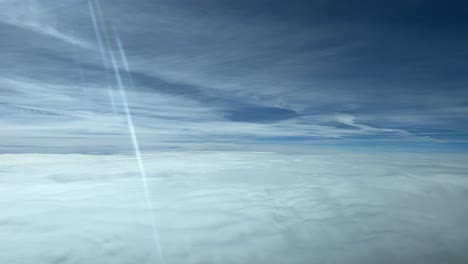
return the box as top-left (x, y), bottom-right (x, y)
top-left (1, 0), bottom-right (468, 153)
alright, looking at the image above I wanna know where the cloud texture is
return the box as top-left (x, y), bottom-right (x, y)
top-left (1, 151), bottom-right (468, 263)
top-left (1, 0), bottom-right (468, 152)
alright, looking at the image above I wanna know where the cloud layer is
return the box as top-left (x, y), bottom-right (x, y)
top-left (1, 151), bottom-right (468, 263)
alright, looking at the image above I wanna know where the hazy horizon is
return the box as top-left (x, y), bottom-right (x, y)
top-left (1, 0), bottom-right (468, 263)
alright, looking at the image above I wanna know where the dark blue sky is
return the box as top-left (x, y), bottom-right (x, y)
top-left (1, 0), bottom-right (468, 153)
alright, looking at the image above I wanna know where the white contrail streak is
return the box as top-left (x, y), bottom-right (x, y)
top-left (109, 50), bottom-right (165, 264)
top-left (109, 51), bottom-right (165, 263)
top-left (87, 0), bottom-right (107, 68)
top-left (88, 1), bottom-right (165, 262)
top-left (115, 34), bottom-right (133, 83)
top-left (88, 0), bottom-right (117, 113)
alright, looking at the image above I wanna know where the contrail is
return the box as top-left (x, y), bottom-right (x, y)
top-left (88, 0), bottom-right (117, 113)
top-left (87, 0), bottom-right (107, 69)
top-left (109, 49), bottom-right (165, 264)
top-left (114, 33), bottom-right (134, 85)
top-left (88, 1), bottom-right (165, 262)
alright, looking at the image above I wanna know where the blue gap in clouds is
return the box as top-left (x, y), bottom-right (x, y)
top-left (223, 106), bottom-right (299, 123)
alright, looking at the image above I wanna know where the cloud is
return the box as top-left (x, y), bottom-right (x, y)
top-left (1, 0), bottom-right (468, 153)
top-left (0, 75), bottom-right (427, 153)
top-left (0, 0), bottom-right (93, 49)
top-left (1, 151), bottom-right (468, 263)
top-left (1, 2), bottom-right (468, 263)
top-left (335, 114), bottom-right (411, 136)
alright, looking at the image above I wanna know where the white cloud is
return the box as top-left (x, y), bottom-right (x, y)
top-left (0, 0), bottom-right (93, 49)
top-left (1, 151), bottom-right (468, 263)
top-left (336, 114), bottom-right (412, 136)
top-left (1, 0), bottom-right (465, 151)
top-left (2, 77), bottom-right (409, 153)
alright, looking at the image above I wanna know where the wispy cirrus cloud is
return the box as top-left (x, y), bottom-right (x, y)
top-left (0, 0), bottom-right (93, 49)
top-left (1, 0), bottom-right (468, 153)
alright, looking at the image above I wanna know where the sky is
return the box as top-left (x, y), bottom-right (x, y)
top-left (2, 2), bottom-right (468, 263)
top-left (1, 0), bottom-right (468, 153)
